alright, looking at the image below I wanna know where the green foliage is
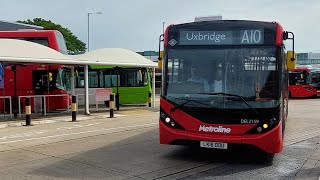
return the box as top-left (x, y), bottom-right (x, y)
top-left (17, 18), bottom-right (86, 53)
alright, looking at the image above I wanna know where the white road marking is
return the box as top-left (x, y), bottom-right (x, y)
top-left (0, 130), bottom-right (49, 141)
top-left (0, 123), bottom-right (158, 145)
top-left (56, 122), bottom-right (102, 130)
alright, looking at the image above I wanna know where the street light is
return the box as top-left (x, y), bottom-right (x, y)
top-left (87, 12), bottom-right (103, 52)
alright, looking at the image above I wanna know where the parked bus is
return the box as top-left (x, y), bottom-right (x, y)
top-left (0, 30), bottom-right (71, 113)
top-left (289, 67), bottom-right (320, 97)
top-left (309, 68), bottom-right (320, 91)
top-left (74, 66), bottom-right (151, 106)
top-left (159, 20), bottom-right (295, 164)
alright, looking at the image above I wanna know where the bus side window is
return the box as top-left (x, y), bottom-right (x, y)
top-left (88, 71), bottom-right (99, 88)
top-left (103, 70), bottom-right (112, 88)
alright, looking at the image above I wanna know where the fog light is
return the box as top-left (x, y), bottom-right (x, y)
top-left (257, 127), bottom-right (262, 133)
top-left (165, 117), bottom-right (171, 123)
top-left (171, 122), bottom-right (175, 127)
top-left (263, 124), bottom-right (268, 129)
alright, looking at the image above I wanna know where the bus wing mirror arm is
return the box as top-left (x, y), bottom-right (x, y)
top-left (284, 31), bottom-right (295, 61)
top-left (158, 34), bottom-right (164, 68)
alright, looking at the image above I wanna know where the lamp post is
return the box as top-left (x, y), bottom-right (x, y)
top-left (87, 12), bottom-right (103, 52)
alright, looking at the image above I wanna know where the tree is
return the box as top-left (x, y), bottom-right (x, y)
top-left (17, 18), bottom-right (86, 53)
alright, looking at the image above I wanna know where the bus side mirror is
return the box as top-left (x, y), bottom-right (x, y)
top-left (283, 32), bottom-right (289, 40)
top-left (287, 51), bottom-right (296, 70)
top-left (158, 34), bottom-right (164, 68)
top-left (48, 72), bottom-right (53, 81)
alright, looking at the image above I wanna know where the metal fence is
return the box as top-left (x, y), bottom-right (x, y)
top-left (0, 96), bottom-right (12, 118)
top-left (18, 94), bottom-right (70, 118)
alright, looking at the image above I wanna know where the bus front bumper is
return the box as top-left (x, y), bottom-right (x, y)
top-left (159, 121), bottom-right (283, 154)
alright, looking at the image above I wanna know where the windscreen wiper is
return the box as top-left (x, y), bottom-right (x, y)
top-left (197, 92), bottom-right (259, 115)
top-left (170, 98), bottom-right (219, 112)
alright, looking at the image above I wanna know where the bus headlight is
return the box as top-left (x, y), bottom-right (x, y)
top-left (160, 109), bottom-right (185, 130)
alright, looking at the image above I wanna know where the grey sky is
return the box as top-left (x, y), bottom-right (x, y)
top-left (1, 0), bottom-right (319, 52)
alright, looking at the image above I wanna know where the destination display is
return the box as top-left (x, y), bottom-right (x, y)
top-left (178, 29), bottom-right (264, 45)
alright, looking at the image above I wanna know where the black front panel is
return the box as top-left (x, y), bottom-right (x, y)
top-left (163, 99), bottom-right (280, 125)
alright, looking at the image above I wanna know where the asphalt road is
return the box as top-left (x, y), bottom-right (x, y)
top-left (0, 99), bottom-right (319, 180)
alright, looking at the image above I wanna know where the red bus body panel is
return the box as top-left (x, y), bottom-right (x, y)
top-left (289, 85), bottom-right (319, 97)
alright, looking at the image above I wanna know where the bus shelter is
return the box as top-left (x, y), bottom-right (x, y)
top-left (0, 39), bottom-right (157, 117)
top-left (71, 48), bottom-right (158, 111)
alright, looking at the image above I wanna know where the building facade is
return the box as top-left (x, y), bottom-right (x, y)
top-left (297, 52), bottom-right (320, 65)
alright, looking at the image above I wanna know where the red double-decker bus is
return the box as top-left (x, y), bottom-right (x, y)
top-left (0, 30), bottom-right (71, 113)
top-left (289, 67), bottom-right (320, 97)
top-left (159, 20), bottom-right (295, 165)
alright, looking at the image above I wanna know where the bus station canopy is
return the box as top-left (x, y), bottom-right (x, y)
top-left (71, 48), bottom-right (158, 68)
top-left (0, 39), bottom-right (157, 68)
top-left (0, 39), bottom-right (88, 65)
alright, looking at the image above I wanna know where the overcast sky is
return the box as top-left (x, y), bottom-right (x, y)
top-left (1, 0), bottom-right (320, 52)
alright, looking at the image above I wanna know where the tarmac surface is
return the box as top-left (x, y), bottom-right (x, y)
top-left (0, 98), bottom-right (319, 180)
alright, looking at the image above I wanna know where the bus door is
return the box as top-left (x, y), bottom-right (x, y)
top-left (32, 70), bottom-right (55, 95)
top-left (32, 70), bottom-right (57, 112)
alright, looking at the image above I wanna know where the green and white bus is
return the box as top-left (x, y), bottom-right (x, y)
top-left (74, 66), bottom-right (152, 106)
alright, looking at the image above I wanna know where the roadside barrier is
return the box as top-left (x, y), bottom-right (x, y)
top-left (148, 92), bottom-right (152, 107)
top-left (25, 97), bottom-right (31, 126)
top-left (72, 95), bottom-right (76, 122)
top-left (109, 93), bottom-right (115, 118)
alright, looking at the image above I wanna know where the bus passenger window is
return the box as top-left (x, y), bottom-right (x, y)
top-left (88, 71), bottom-right (99, 88)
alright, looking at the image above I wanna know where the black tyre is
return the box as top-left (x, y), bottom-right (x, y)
top-left (263, 153), bottom-right (275, 166)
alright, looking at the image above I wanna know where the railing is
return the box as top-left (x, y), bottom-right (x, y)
top-left (18, 94), bottom-right (70, 118)
top-left (0, 96), bottom-right (13, 118)
top-left (76, 94), bottom-right (100, 113)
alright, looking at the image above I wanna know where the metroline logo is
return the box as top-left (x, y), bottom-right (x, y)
top-left (199, 125), bottom-right (231, 133)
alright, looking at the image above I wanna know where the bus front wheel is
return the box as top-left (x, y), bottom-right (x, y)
top-left (263, 153), bottom-right (275, 166)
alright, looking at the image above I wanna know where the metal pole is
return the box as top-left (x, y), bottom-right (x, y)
top-left (152, 68), bottom-right (156, 108)
top-left (9, 97), bottom-right (12, 118)
top-left (43, 96), bottom-right (46, 116)
top-left (76, 95), bottom-right (79, 113)
top-left (13, 65), bottom-right (17, 118)
top-left (162, 22), bottom-right (165, 35)
top-left (87, 13), bottom-right (90, 52)
top-left (116, 68), bottom-right (120, 110)
top-left (18, 97), bottom-right (21, 118)
top-left (42, 96), bottom-right (45, 116)
top-left (84, 65), bottom-right (90, 115)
